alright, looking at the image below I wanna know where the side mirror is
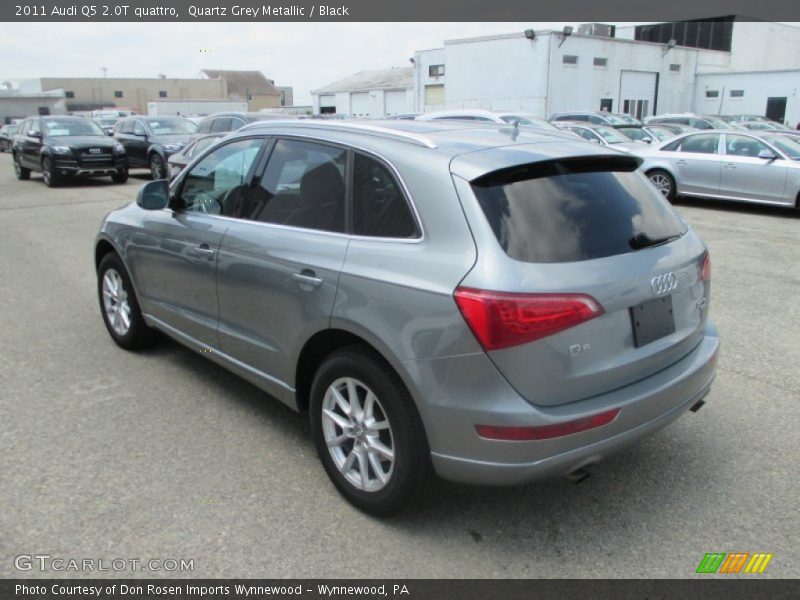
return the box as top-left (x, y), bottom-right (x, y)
top-left (642, 136), bottom-right (653, 144)
top-left (31, 132), bottom-right (42, 139)
top-left (757, 149), bottom-right (777, 160)
top-left (589, 138), bottom-right (601, 144)
top-left (136, 179), bottom-right (170, 210)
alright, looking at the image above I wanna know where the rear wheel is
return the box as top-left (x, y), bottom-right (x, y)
top-left (149, 154), bottom-right (166, 180)
top-left (647, 169), bottom-right (676, 202)
top-left (97, 253), bottom-right (159, 350)
top-left (112, 169), bottom-right (129, 184)
top-left (13, 153), bottom-right (30, 180)
top-left (309, 346), bottom-right (435, 516)
top-left (42, 156), bottom-right (62, 187)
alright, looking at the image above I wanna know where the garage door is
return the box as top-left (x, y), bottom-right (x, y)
top-left (384, 90), bottom-right (408, 116)
top-left (424, 84), bottom-right (445, 110)
top-left (350, 92), bottom-right (371, 117)
top-left (319, 94), bottom-right (335, 115)
top-left (619, 71), bottom-right (657, 120)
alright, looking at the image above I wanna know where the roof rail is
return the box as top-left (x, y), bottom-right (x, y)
top-left (238, 119), bottom-right (438, 149)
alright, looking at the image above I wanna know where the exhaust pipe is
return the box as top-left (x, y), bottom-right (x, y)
top-left (690, 399), bottom-right (705, 413)
top-left (565, 465), bottom-right (594, 484)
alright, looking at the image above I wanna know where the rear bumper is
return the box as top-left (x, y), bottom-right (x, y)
top-left (406, 320), bottom-right (719, 486)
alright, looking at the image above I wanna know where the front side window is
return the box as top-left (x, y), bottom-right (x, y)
top-left (28, 120), bottom-right (41, 136)
top-left (133, 121), bottom-right (147, 136)
top-left (724, 134), bottom-right (770, 158)
top-left (471, 159), bottom-right (686, 263)
top-left (245, 139), bottom-right (346, 233)
top-left (210, 118), bottom-right (233, 133)
top-left (572, 128), bottom-right (600, 143)
top-left (673, 134), bottom-right (721, 154)
top-left (352, 154), bottom-right (419, 238)
top-left (178, 138), bottom-right (264, 216)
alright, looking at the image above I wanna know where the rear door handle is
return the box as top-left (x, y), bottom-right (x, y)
top-left (194, 244), bottom-right (216, 260)
top-left (675, 160), bottom-right (687, 165)
top-left (724, 163), bottom-right (736, 169)
top-left (293, 271), bottom-right (323, 288)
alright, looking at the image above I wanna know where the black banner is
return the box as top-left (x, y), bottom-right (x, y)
top-left (2, 579), bottom-right (800, 600)
top-left (2, 0), bottom-right (800, 22)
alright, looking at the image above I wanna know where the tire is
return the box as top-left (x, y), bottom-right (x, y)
top-left (647, 169), bottom-right (676, 202)
top-left (42, 156), bottom-right (62, 188)
top-left (309, 345), bottom-right (435, 516)
top-left (97, 253), bottom-right (159, 351)
top-left (149, 154), bottom-right (166, 180)
top-left (13, 153), bottom-right (30, 180)
top-left (112, 169), bottom-right (129, 184)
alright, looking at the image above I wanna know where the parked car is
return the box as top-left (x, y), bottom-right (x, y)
top-left (94, 116), bottom-right (120, 136)
top-left (739, 121), bottom-right (792, 132)
top-left (642, 125), bottom-right (682, 143)
top-left (616, 126), bottom-right (656, 144)
top-left (650, 123), bottom-right (697, 136)
top-left (718, 114), bottom-right (770, 123)
top-left (0, 123), bottom-right (19, 151)
top-left (644, 113), bottom-right (730, 130)
top-left (550, 111), bottom-right (635, 128)
top-left (417, 109), bottom-right (559, 132)
top-left (167, 133), bottom-right (225, 179)
top-left (554, 122), bottom-right (640, 151)
top-left (113, 116), bottom-right (196, 179)
top-left (94, 119), bottom-right (718, 515)
top-left (385, 113), bottom-right (421, 120)
top-left (195, 112), bottom-right (292, 136)
top-left (12, 116), bottom-right (128, 186)
top-left (633, 130), bottom-right (800, 208)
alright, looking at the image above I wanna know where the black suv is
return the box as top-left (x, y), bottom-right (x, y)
top-left (195, 112), bottom-right (290, 136)
top-left (12, 116), bottom-right (128, 187)
top-left (113, 116), bottom-right (196, 179)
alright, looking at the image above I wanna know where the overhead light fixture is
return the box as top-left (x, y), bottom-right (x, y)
top-left (524, 29), bottom-right (536, 40)
top-left (558, 26), bottom-right (573, 48)
top-left (662, 39), bottom-right (677, 56)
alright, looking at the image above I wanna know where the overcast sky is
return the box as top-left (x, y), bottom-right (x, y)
top-left (0, 22), bottom-right (629, 104)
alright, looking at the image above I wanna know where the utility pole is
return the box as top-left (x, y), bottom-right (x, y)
top-left (101, 66), bottom-right (108, 78)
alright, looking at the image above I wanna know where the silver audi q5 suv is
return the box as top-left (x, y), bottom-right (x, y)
top-left (95, 120), bottom-right (719, 515)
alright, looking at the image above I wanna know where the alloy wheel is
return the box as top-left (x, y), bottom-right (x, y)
top-left (321, 377), bottom-right (395, 492)
top-left (649, 173), bottom-right (672, 197)
top-left (42, 158), bottom-right (51, 185)
top-left (101, 268), bottom-right (132, 336)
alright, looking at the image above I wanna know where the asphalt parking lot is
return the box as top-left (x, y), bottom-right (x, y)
top-left (0, 152), bottom-right (797, 579)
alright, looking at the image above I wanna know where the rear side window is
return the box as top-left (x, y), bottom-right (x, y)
top-left (675, 134), bottom-right (720, 154)
top-left (352, 153), bottom-right (419, 238)
top-left (471, 159), bottom-right (686, 263)
top-left (196, 120), bottom-right (212, 134)
top-left (246, 139), bottom-right (346, 233)
top-left (210, 118), bottom-right (233, 133)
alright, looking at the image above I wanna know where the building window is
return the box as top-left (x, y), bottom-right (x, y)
top-left (593, 57), bottom-right (608, 67)
top-left (114, 90), bottom-right (123, 98)
top-left (705, 90), bottom-right (719, 98)
top-left (669, 64), bottom-right (681, 73)
top-left (64, 91), bottom-right (75, 99)
top-left (730, 90), bottom-right (744, 98)
top-left (428, 64), bottom-right (445, 77)
top-left (320, 106), bottom-right (336, 115)
top-left (159, 90), bottom-right (167, 98)
top-left (562, 55), bottom-right (579, 65)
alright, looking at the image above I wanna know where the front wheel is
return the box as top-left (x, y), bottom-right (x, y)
top-left (97, 253), bottom-right (159, 350)
top-left (112, 169), bottom-right (129, 184)
top-left (13, 154), bottom-right (31, 180)
top-left (42, 156), bottom-right (62, 187)
top-left (149, 154), bottom-right (166, 180)
top-left (309, 346), bottom-right (435, 516)
top-left (647, 169), bottom-right (676, 202)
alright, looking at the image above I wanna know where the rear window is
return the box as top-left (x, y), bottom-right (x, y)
top-left (471, 159), bottom-right (686, 263)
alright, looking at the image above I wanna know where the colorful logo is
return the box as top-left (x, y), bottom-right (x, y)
top-left (696, 552), bottom-right (773, 574)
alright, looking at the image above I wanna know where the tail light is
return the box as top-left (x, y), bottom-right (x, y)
top-left (453, 287), bottom-right (604, 351)
top-left (700, 253), bottom-right (711, 283)
top-left (476, 409), bottom-right (620, 441)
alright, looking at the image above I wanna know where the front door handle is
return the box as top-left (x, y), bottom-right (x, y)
top-left (293, 271), bottom-right (323, 289)
top-left (723, 163), bottom-right (737, 169)
top-left (194, 244), bottom-right (216, 260)
top-left (675, 159), bottom-right (687, 165)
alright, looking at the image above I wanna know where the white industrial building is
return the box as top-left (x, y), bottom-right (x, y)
top-left (412, 18), bottom-right (800, 124)
top-left (311, 67), bottom-right (413, 117)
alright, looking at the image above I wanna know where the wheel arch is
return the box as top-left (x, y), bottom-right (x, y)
top-left (645, 165), bottom-right (678, 192)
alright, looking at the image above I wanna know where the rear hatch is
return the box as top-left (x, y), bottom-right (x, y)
top-left (452, 149), bottom-right (710, 407)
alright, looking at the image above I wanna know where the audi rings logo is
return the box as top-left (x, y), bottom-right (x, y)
top-left (651, 272), bottom-right (678, 296)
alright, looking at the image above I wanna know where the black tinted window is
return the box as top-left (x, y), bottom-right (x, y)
top-left (179, 138), bottom-right (264, 216)
top-left (210, 118), bottom-right (233, 133)
top-left (246, 139), bottom-right (346, 233)
top-left (471, 159), bottom-right (686, 263)
top-left (353, 154), bottom-right (419, 238)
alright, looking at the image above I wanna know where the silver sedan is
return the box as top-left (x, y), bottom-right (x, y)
top-left (633, 130), bottom-right (800, 208)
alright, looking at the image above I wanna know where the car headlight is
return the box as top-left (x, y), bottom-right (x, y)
top-left (51, 145), bottom-right (72, 154)
top-left (113, 143), bottom-right (125, 153)
top-left (162, 143), bottom-right (183, 152)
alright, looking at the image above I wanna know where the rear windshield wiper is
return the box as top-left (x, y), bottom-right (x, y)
top-left (629, 232), bottom-right (681, 250)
